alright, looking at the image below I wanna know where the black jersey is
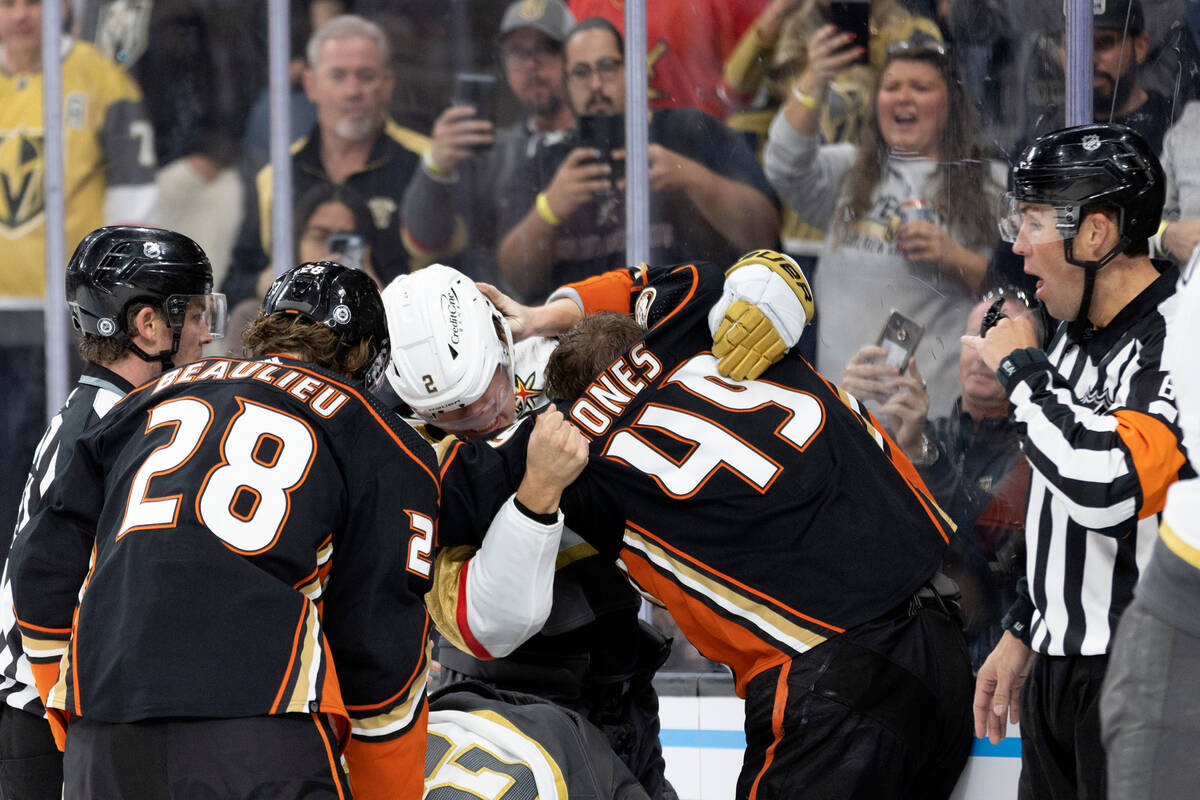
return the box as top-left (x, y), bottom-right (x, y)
top-left (565, 263), bottom-right (954, 694)
top-left (440, 262), bottom-right (954, 695)
top-left (10, 356), bottom-right (440, 797)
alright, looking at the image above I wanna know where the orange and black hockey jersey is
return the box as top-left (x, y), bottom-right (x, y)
top-left (472, 262), bottom-right (955, 695)
top-left (9, 356), bottom-right (439, 799)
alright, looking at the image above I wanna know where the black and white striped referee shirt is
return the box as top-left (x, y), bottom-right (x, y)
top-left (0, 364), bottom-right (132, 716)
top-left (1000, 265), bottom-right (1190, 657)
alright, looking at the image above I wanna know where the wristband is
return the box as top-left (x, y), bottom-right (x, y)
top-left (790, 85), bottom-right (821, 109)
top-left (422, 149), bottom-right (455, 183)
top-left (536, 192), bottom-right (563, 226)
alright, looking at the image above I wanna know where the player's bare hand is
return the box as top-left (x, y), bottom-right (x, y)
top-left (429, 105), bottom-right (494, 174)
top-left (973, 631), bottom-right (1034, 744)
top-left (542, 147), bottom-right (613, 221)
top-left (840, 345), bottom-right (902, 404)
top-left (961, 314), bottom-right (1038, 372)
top-left (517, 406), bottom-right (590, 514)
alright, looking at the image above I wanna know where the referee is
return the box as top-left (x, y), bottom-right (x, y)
top-left (963, 123), bottom-right (1191, 799)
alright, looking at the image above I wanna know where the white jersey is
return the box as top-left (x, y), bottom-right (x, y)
top-left (512, 335), bottom-right (557, 416)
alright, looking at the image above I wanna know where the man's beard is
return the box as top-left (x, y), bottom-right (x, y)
top-left (1093, 63), bottom-right (1138, 119)
top-left (529, 91), bottom-right (561, 118)
top-left (334, 114), bottom-right (380, 142)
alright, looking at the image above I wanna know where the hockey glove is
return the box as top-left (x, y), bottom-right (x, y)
top-left (709, 250), bottom-right (815, 380)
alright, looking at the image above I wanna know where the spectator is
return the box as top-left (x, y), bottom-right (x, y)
top-left (10, 262), bottom-right (436, 800)
top-left (1101, 245), bottom-right (1200, 800)
top-left (225, 183), bottom-right (384, 352)
top-left (568, 0), bottom-right (767, 118)
top-left (0, 0), bottom-right (158, 537)
top-left (764, 29), bottom-right (1006, 413)
top-left (1157, 99), bottom-right (1200, 262)
top-left (0, 226), bottom-right (222, 800)
top-left (401, 0), bottom-right (578, 287)
top-left (969, 124), bottom-right (1187, 799)
top-left (222, 14), bottom-right (457, 307)
top-left (1024, 0), bottom-right (1180, 156)
top-left (841, 288), bottom-right (1039, 670)
top-left (721, 0), bottom-right (943, 343)
top-left (79, 0), bottom-right (263, 285)
top-left (498, 17), bottom-right (779, 300)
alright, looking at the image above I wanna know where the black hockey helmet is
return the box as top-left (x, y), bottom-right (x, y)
top-left (66, 226), bottom-right (227, 366)
top-left (1002, 123), bottom-right (1164, 263)
top-left (262, 261), bottom-right (391, 385)
top-left (999, 124), bottom-right (1164, 331)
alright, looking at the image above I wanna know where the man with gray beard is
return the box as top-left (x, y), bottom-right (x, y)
top-left (222, 14), bottom-right (459, 306)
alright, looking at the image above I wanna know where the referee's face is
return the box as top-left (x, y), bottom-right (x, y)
top-left (1013, 202), bottom-right (1086, 322)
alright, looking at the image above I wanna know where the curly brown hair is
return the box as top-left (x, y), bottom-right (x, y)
top-left (242, 312), bottom-right (373, 377)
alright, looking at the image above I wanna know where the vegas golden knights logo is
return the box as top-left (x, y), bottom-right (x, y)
top-left (0, 129), bottom-right (46, 237)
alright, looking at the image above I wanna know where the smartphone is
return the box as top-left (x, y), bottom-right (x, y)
top-left (327, 233), bottom-right (365, 271)
top-left (877, 310), bottom-right (924, 373)
top-left (452, 73), bottom-right (497, 152)
top-left (829, 0), bottom-right (870, 65)
top-left (577, 112), bottom-right (626, 185)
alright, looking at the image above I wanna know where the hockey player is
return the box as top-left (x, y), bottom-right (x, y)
top-left (450, 251), bottom-right (974, 799)
top-left (1101, 245), bottom-right (1200, 799)
top-left (0, 226), bottom-right (224, 800)
top-left (381, 264), bottom-right (675, 799)
top-left (967, 124), bottom-right (1189, 799)
top-left (425, 681), bottom-right (650, 800)
top-left (10, 262), bottom-right (431, 798)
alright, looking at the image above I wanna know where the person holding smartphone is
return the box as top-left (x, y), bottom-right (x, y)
top-left (841, 290), bottom-right (1042, 672)
top-left (497, 16), bottom-right (780, 301)
top-left (400, 0), bottom-right (579, 285)
top-left (764, 25), bottom-right (1006, 414)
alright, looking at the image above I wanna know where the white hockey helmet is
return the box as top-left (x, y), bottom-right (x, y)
top-left (382, 264), bottom-right (515, 427)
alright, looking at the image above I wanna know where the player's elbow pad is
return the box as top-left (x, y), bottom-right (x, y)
top-left (463, 495), bottom-right (563, 657)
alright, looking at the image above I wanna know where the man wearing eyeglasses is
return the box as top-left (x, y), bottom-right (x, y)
top-left (401, 0), bottom-right (579, 286)
top-left (496, 16), bottom-right (780, 301)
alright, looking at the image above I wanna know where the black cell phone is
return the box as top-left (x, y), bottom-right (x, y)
top-left (452, 73), bottom-right (497, 121)
top-left (829, 0), bottom-right (870, 65)
top-left (452, 73), bottom-right (497, 152)
top-left (877, 310), bottom-right (925, 374)
top-left (577, 112), bottom-right (626, 185)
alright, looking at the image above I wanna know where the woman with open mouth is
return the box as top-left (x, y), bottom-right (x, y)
top-left (763, 28), bottom-right (1007, 416)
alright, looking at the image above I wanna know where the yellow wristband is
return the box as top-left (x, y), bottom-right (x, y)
top-left (536, 192), bottom-right (563, 226)
top-left (790, 85), bottom-right (821, 109)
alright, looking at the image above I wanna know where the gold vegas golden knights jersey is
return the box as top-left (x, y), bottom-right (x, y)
top-left (463, 262), bottom-right (956, 696)
top-left (0, 39), bottom-right (156, 296)
top-left (9, 357), bottom-right (439, 799)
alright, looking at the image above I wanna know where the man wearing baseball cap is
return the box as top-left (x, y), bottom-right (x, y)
top-left (400, 0), bottom-right (577, 283)
top-left (1084, 0), bottom-right (1173, 152)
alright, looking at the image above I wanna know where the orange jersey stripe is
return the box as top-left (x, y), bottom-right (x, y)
top-left (569, 265), bottom-right (646, 313)
top-left (1114, 408), bottom-right (1187, 518)
top-left (619, 546), bottom-right (791, 695)
top-left (748, 662), bottom-right (791, 800)
top-left (345, 702), bottom-right (428, 800)
top-left (312, 713), bottom-right (348, 800)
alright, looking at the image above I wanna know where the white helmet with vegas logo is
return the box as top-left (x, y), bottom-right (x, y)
top-left (381, 264), bottom-right (517, 436)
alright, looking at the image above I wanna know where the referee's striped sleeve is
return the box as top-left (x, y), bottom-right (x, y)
top-left (1006, 345), bottom-right (1186, 537)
